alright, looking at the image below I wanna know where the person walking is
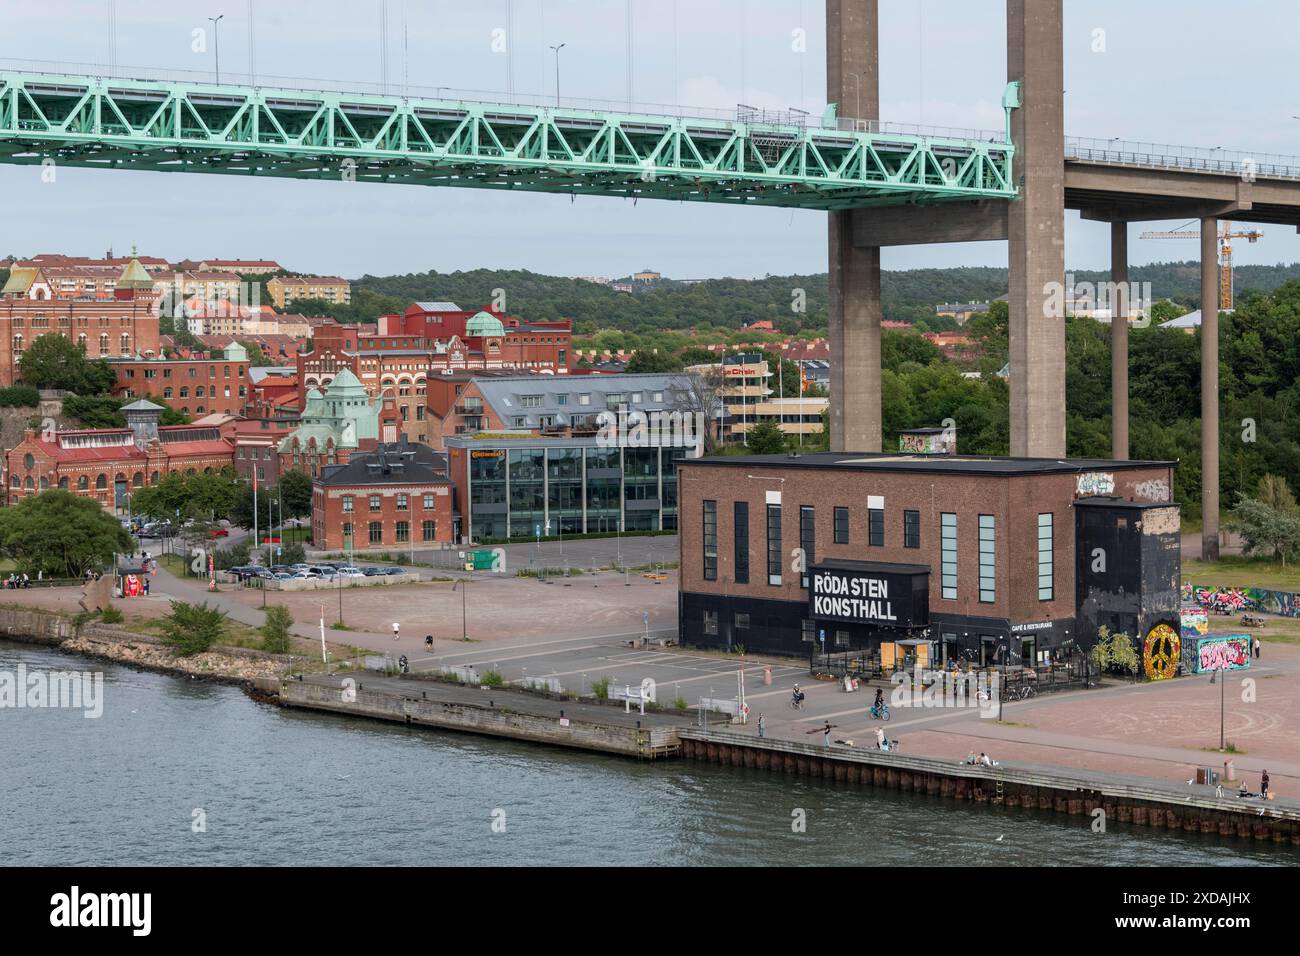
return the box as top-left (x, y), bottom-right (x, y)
top-left (756, 713), bottom-right (766, 738)
top-left (142, 577), bottom-right (149, 596)
top-left (1254, 636), bottom-right (1262, 660)
top-left (424, 634), bottom-right (434, 650)
top-left (822, 720), bottom-right (832, 747)
top-left (392, 621), bottom-right (400, 641)
top-left (1261, 769), bottom-right (1270, 797)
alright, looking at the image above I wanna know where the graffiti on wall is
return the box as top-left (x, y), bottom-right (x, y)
top-left (1075, 472), bottom-right (1115, 497)
top-left (1143, 623), bottom-right (1180, 680)
top-left (1179, 604), bottom-right (1208, 640)
top-left (1181, 583), bottom-right (1300, 619)
top-left (1196, 635), bottom-right (1251, 673)
top-left (1134, 477), bottom-right (1171, 502)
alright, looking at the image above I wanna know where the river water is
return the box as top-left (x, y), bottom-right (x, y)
top-left (1, 641), bottom-right (1291, 866)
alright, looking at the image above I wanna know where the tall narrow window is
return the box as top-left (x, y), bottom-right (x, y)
top-left (941, 512), bottom-right (958, 600)
top-left (702, 500), bottom-right (717, 581)
top-left (903, 510), bottom-right (921, 549)
top-left (766, 504), bottom-right (782, 586)
top-left (868, 507), bottom-right (884, 547)
top-left (1037, 512), bottom-right (1054, 601)
top-left (978, 514), bottom-right (996, 603)
top-left (800, 505), bottom-right (815, 588)
top-left (733, 501), bottom-right (749, 584)
top-left (833, 506), bottom-right (849, 544)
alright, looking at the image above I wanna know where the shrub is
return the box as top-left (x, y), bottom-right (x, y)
top-left (100, 606), bottom-right (124, 624)
top-left (481, 670), bottom-right (505, 688)
top-left (0, 384), bottom-right (39, 407)
top-left (260, 605), bottom-right (294, 654)
top-left (590, 676), bottom-right (611, 700)
top-left (674, 695), bottom-right (688, 711)
top-left (213, 539), bottom-right (252, 570)
top-left (159, 600), bottom-right (228, 656)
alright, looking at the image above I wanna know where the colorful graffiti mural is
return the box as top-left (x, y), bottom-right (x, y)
top-left (1143, 623), bottom-right (1180, 680)
top-left (1181, 583), bottom-right (1300, 619)
top-left (1075, 472), bottom-right (1115, 497)
top-left (1195, 635), bottom-right (1251, 673)
top-left (1179, 604), bottom-right (1208, 641)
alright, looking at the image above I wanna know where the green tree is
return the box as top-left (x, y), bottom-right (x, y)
top-left (1091, 626), bottom-right (1140, 679)
top-left (277, 469), bottom-right (314, 521)
top-left (624, 349), bottom-right (682, 373)
top-left (1228, 493), bottom-right (1300, 567)
top-left (18, 335), bottom-right (116, 394)
top-left (260, 605), bottom-right (295, 654)
top-left (159, 601), bottom-right (228, 656)
top-left (745, 418), bottom-right (788, 454)
top-left (0, 490), bottom-right (134, 578)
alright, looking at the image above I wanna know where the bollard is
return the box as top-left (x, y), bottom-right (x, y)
top-left (763, 666), bottom-right (772, 686)
top-left (1224, 759), bottom-right (1235, 782)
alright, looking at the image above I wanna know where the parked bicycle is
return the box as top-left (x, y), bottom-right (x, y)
top-left (1003, 683), bottom-right (1037, 701)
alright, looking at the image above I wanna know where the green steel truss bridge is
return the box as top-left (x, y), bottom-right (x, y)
top-left (0, 64), bottom-right (1018, 210)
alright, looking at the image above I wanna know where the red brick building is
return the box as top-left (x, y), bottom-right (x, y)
top-left (297, 302), bottom-right (572, 444)
top-left (4, 400), bottom-right (234, 514)
top-left (0, 259), bottom-right (163, 387)
top-left (311, 438), bottom-right (454, 551)
top-left (110, 342), bottom-right (252, 418)
top-left (677, 451), bottom-right (1180, 665)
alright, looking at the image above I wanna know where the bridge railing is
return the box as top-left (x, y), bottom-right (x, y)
top-left (0, 56), bottom-right (1007, 143)
top-left (1066, 135), bottom-right (1300, 180)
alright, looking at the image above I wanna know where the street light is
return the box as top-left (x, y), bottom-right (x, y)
top-left (452, 577), bottom-right (469, 642)
top-left (207, 14), bottom-right (225, 84)
top-left (549, 43), bottom-right (566, 107)
top-left (845, 71), bottom-right (862, 126)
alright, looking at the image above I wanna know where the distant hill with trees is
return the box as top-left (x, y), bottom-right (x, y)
top-left (343, 261), bottom-right (1300, 334)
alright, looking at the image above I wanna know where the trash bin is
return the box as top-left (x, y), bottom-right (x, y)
top-left (1224, 759), bottom-right (1235, 782)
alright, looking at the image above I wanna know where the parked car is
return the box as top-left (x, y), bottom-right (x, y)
top-left (361, 566), bottom-right (386, 576)
top-left (311, 565), bottom-right (338, 578)
top-left (379, 567), bottom-right (406, 576)
top-left (227, 566), bottom-right (261, 581)
top-left (335, 567), bottom-right (365, 578)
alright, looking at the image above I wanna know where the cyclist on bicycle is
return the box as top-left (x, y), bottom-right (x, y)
top-left (792, 684), bottom-right (805, 707)
top-left (872, 687), bottom-right (884, 713)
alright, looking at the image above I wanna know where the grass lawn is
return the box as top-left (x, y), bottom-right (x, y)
top-left (1182, 556), bottom-right (1300, 590)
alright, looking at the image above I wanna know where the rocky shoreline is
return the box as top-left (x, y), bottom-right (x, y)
top-left (1, 610), bottom-right (290, 696)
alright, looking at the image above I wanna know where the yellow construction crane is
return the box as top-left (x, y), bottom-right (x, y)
top-left (1139, 221), bottom-right (1263, 310)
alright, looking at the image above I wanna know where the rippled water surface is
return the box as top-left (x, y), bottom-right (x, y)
top-left (1, 641), bottom-right (1291, 866)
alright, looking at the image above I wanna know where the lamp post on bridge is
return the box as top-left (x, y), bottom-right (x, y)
top-left (207, 14), bottom-right (225, 84)
top-left (549, 43), bottom-right (566, 107)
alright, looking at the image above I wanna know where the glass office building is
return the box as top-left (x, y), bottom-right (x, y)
top-left (448, 436), bottom-right (692, 542)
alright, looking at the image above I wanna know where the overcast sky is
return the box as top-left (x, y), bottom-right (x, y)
top-left (2, 0), bottom-right (1299, 280)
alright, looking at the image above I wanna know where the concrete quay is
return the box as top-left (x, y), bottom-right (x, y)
top-left (278, 671), bottom-right (687, 759)
top-left (679, 729), bottom-right (1300, 846)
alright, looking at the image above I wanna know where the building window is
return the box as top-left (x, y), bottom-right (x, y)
top-left (78, 475), bottom-right (88, 490)
top-left (1038, 512), bottom-right (1054, 601)
top-left (702, 500), bottom-right (717, 581)
top-left (369, 495), bottom-right (381, 511)
top-left (903, 510), bottom-right (921, 549)
top-left (799, 505), bottom-right (815, 588)
top-left (422, 520), bottom-right (437, 541)
top-left (342, 495), bottom-right (353, 513)
top-left (766, 503), bottom-right (782, 586)
top-left (735, 612), bottom-right (750, 633)
top-left (396, 493), bottom-right (409, 511)
top-left (868, 507), bottom-right (884, 547)
top-left (978, 514), bottom-right (996, 603)
top-left (733, 501), bottom-right (749, 584)
top-left (833, 506), bottom-right (849, 544)
top-left (396, 521), bottom-right (410, 543)
top-left (96, 474), bottom-right (107, 490)
top-left (703, 609), bottom-right (718, 636)
top-left (368, 522), bottom-right (383, 544)
top-left (422, 493), bottom-right (435, 509)
top-left (941, 512), bottom-right (957, 600)
top-left (801, 619), bottom-right (815, 644)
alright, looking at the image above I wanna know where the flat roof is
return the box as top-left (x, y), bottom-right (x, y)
top-left (683, 451), bottom-right (1176, 478)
